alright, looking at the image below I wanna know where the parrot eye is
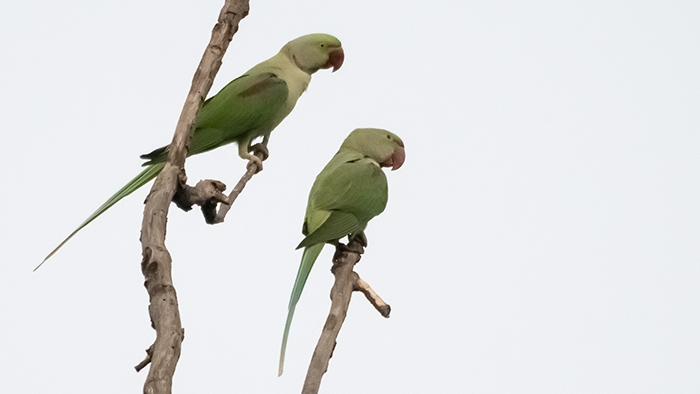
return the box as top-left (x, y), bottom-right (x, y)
top-left (320, 43), bottom-right (325, 48)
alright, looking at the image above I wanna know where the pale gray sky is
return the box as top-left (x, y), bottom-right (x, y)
top-left (1, 1), bottom-right (699, 393)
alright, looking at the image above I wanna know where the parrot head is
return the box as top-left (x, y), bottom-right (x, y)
top-left (284, 33), bottom-right (344, 74)
top-left (341, 128), bottom-right (405, 171)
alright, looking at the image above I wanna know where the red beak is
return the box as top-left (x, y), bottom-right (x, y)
top-left (326, 47), bottom-right (345, 72)
top-left (381, 146), bottom-right (405, 171)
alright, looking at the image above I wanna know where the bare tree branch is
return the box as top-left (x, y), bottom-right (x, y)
top-left (138, 2), bottom-right (249, 394)
top-left (172, 175), bottom-right (229, 222)
top-left (169, 148), bottom-right (263, 224)
top-left (134, 345), bottom-right (155, 373)
top-left (213, 150), bottom-right (266, 223)
top-left (302, 241), bottom-right (392, 394)
top-left (355, 276), bottom-right (391, 318)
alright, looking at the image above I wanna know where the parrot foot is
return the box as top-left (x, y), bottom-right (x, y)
top-left (246, 154), bottom-right (264, 174)
top-left (249, 143), bottom-right (270, 161)
top-left (333, 240), bottom-right (365, 259)
top-left (349, 232), bottom-right (368, 247)
top-left (246, 143), bottom-right (269, 174)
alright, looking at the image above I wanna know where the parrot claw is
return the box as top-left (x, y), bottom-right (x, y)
top-left (246, 143), bottom-right (269, 173)
top-left (350, 232), bottom-right (368, 247)
top-left (246, 154), bottom-right (264, 174)
top-left (249, 143), bottom-right (270, 161)
top-left (333, 241), bottom-right (365, 260)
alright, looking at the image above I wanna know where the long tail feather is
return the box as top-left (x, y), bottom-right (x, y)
top-left (279, 243), bottom-right (325, 376)
top-left (36, 163), bottom-right (165, 270)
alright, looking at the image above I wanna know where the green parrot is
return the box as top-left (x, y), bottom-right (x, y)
top-left (38, 33), bottom-right (344, 269)
top-left (278, 128), bottom-right (405, 375)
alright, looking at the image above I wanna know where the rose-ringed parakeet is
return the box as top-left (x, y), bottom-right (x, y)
top-left (38, 33), bottom-right (344, 268)
top-left (278, 128), bottom-right (405, 375)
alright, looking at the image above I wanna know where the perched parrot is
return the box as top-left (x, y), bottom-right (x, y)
top-left (278, 128), bottom-right (405, 376)
top-left (38, 33), bottom-right (344, 269)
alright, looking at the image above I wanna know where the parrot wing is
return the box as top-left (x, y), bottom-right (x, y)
top-left (307, 152), bottom-right (389, 229)
top-left (140, 71), bottom-right (289, 164)
top-left (296, 211), bottom-right (360, 249)
top-left (191, 71), bottom-right (290, 154)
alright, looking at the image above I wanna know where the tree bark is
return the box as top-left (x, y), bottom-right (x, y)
top-left (138, 2), bottom-right (249, 393)
top-left (302, 242), bottom-right (391, 394)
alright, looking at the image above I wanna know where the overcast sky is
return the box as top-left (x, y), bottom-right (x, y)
top-left (1, 1), bottom-right (699, 393)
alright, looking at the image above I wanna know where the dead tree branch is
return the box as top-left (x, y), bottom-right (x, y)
top-left (171, 149), bottom-right (266, 224)
top-left (137, 1), bottom-right (249, 394)
top-left (173, 176), bottom-right (228, 223)
top-left (355, 276), bottom-right (391, 318)
top-left (212, 150), bottom-right (266, 223)
top-left (302, 241), bottom-right (392, 394)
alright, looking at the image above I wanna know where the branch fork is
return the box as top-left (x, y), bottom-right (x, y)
top-left (167, 149), bottom-right (266, 225)
top-left (302, 240), bottom-right (391, 394)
